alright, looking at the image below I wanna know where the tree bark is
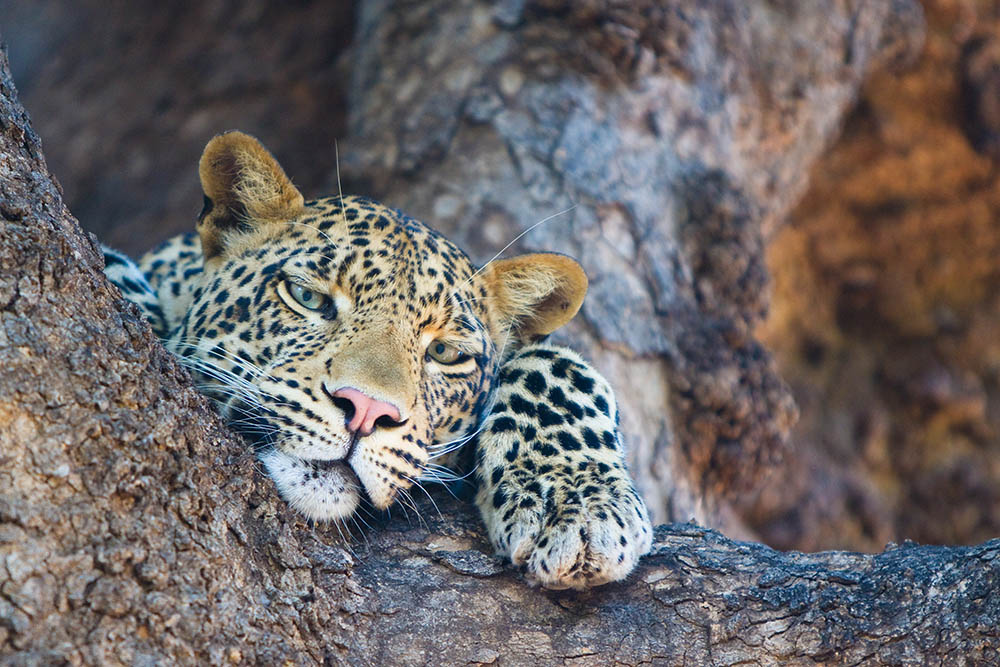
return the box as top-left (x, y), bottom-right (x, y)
top-left (4, 3), bottom-right (1000, 665)
top-left (341, 0), bottom-right (925, 535)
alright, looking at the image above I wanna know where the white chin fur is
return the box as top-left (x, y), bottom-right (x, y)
top-left (259, 449), bottom-right (361, 521)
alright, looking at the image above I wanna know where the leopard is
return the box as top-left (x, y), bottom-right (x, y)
top-left (102, 131), bottom-right (652, 589)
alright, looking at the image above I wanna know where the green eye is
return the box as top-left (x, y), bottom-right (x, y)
top-left (287, 281), bottom-right (331, 312)
top-left (426, 340), bottom-right (470, 365)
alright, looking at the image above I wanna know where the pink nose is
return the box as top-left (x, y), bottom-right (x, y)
top-left (332, 387), bottom-right (402, 436)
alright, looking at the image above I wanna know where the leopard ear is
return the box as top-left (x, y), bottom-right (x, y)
top-left (197, 131), bottom-right (305, 259)
top-left (484, 253), bottom-right (588, 343)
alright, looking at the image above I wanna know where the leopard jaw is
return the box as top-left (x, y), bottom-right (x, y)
top-left (258, 448), bottom-right (361, 521)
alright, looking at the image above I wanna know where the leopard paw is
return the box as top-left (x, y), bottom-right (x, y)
top-left (473, 343), bottom-right (653, 589)
top-left (485, 462), bottom-right (652, 590)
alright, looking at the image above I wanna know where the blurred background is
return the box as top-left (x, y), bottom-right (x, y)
top-left (1, 1), bottom-right (355, 253)
top-left (3, 0), bottom-right (1000, 553)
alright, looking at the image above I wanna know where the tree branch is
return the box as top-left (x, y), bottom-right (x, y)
top-left (338, 503), bottom-right (1000, 664)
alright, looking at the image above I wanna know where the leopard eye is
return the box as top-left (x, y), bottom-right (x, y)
top-left (287, 281), bottom-right (331, 311)
top-left (426, 340), bottom-right (469, 365)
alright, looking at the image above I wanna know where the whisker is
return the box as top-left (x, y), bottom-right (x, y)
top-left (283, 220), bottom-right (340, 252)
top-left (419, 462), bottom-right (479, 484)
top-left (349, 515), bottom-right (372, 552)
top-left (170, 337), bottom-right (271, 373)
top-left (404, 476), bottom-right (445, 522)
top-left (170, 339), bottom-right (273, 382)
top-left (195, 380), bottom-right (269, 405)
top-left (390, 498), bottom-right (409, 525)
top-left (335, 140), bottom-right (347, 229)
top-left (458, 205), bottom-right (577, 290)
top-left (173, 354), bottom-right (263, 396)
top-left (330, 519), bottom-right (357, 557)
top-left (397, 488), bottom-right (427, 529)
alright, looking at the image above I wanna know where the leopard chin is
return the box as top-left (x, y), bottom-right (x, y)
top-left (258, 448), bottom-right (362, 521)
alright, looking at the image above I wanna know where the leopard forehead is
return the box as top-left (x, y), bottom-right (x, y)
top-left (203, 193), bottom-right (493, 352)
top-left (245, 194), bottom-right (481, 297)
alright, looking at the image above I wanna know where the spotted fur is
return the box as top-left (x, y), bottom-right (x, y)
top-left (102, 131), bottom-right (651, 589)
top-left (474, 345), bottom-right (652, 588)
top-left (102, 245), bottom-right (168, 334)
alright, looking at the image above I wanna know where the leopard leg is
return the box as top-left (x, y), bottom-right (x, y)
top-left (474, 344), bottom-right (652, 589)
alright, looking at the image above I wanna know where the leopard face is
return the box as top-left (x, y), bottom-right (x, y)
top-left (174, 195), bottom-right (503, 519)
top-left (157, 132), bottom-right (587, 522)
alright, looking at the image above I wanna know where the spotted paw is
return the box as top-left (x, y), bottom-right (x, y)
top-left (495, 461), bottom-right (652, 589)
top-left (474, 344), bottom-right (653, 588)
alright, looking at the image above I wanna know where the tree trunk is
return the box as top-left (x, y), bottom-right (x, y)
top-left (340, 0), bottom-right (924, 535)
top-left (4, 3), bottom-right (999, 665)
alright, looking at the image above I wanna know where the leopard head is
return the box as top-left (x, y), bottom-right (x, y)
top-left (171, 131), bottom-right (587, 521)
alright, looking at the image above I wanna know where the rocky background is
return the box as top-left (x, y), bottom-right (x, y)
top-left (2, 0), bottom-right (999, 554)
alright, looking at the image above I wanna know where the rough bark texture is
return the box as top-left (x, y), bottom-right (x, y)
top-left (0, 45), bottom-right (292, 662)
top-left (4, 2), bottom-right (1000, 664)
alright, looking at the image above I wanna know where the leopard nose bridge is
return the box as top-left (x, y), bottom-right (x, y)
top-left (323, 325), bottom-right (417, 419)
top-left (328, 386), bottom-right (406, 436)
